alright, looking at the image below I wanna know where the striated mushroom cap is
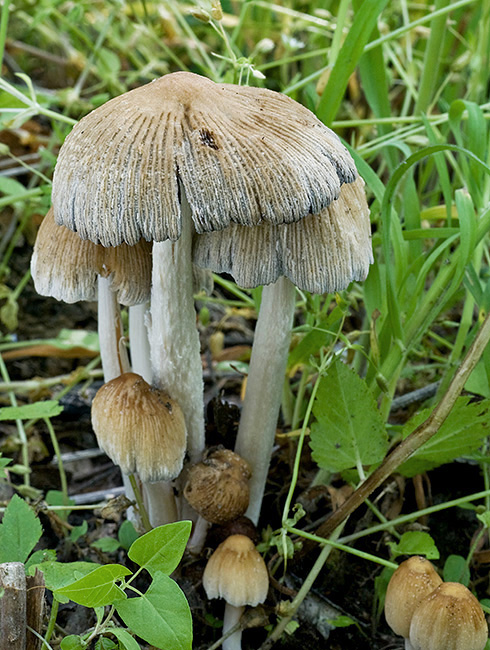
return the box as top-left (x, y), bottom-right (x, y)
top-left (384, 556), bottom-right (442, 639)
top-left (203, 534), bottom-right (269, 607)
top-left (184, 448), bottom-right (251, 524)
top-left (409, 582), bottom-right (488, 650)
top-left (193, 176), bottom-right (372, 293)
top-left (31, 207), bottom-right (152, 305)
top-left (52, 71), bottom-right (357, 247)
top-left (91, 372), bottom-right (186, 482)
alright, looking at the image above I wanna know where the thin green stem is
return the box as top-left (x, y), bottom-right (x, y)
top-left (128, 474), bottom-right (151, 532)
top-left (44, 598), bottom-right (59, 644)
top-left (44, 417), bottom-right (69, 505)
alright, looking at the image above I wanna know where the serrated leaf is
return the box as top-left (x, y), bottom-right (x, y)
top-left (128, 521), bottom-right (192, 577)
top-left (398, 397), bottom-right (490, 477)
top-left (56, 564), bottom-right (131, 607)
top-left (309, 360), bottom-right (387, 472)
top-left (0, 400), bottom-right (63, 421)
top-left (115, 573), bottom-right (192, 650)
top-left (108, 628), bottom-right (140, 650)
top-left (0, 494), bottom-right (43, 563)
top-left (388, 531), bottom-right (439, 560)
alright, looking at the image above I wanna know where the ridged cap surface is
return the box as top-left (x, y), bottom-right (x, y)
top-left (184, 448), bottom-right (251, 524)
top-left (91, 372), bottom-right (186, 481)
top-left (409, 582), bottom-right (488, 650)
top-left (31, 208), bottom-right (151, 305)
top-left (203, 534), bottom-right (269, 607)
top-left (52, 71), bottom-right (357, 246)
top-left (193, 176), bottom-right (372, 292)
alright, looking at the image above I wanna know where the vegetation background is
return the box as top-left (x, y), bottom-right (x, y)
top-left (1, 0), bottom-right (490, 648)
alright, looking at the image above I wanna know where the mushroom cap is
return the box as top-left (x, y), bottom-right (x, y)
top-left (31, 207), bottom-right (151, 305)
top-left (409, 582), bottom-right (488, 650)
top-left (52, 71), bottom-right (357, 247)
top-left (203, 534), bottom-right (269, 607)
top-left (91, 372), bottom-right (186, 482)
top-left (193, 176), bottom-right (372, 293)
top-left (384, 556), bottom-right (442, 639)
top-left (184, 448), bottom-right (251, 524)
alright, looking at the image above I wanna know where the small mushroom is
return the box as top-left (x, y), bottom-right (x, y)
top-left (91, 372), bottom-right (186, 526)
top-left (385, 556), bottom-right (443, 648)
top-left (203, 534), bottom-right (269, 650)
top-left (184, 448), bottom-right (251, 524)
top-left (409, 582), bottom-right (488, 650)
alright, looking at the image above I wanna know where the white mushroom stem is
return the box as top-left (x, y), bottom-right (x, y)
top-left (234, 276), bottom-right (296, 525)
top-left (129, 302), bottom-right (152, 382)
top-left (143, 481), bottom-right (178, 526)
top-left (222, 604), bottom-right (245, 650)
top-left (149, 188), bottom-right (204, 463)
top-left (97, 276), bottom-right (131, 381)
top-left (405, 640), bottom-right (415, 650)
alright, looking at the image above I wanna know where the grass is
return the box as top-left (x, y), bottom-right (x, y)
top-left (1, 0), bottom-right (490, 648)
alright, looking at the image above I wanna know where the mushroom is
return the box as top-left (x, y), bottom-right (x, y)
top-left (50, 71), bottom-right (358, 466)
top-left (194, 176), bottom-right (372, 523)
top-left (384, 556), bottom-right (443, 648)
top-left (203, 534), bottom-right (269, 650)
top-left (91, 372), bottom-right (186, 527)
top-left (184, 448), bottom-right (251, 524)
top-left (409, 582), bottom-right (488, 650)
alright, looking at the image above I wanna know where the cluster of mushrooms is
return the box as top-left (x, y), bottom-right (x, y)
top-left (31, 71), bottom-right (373, 645)
top-left (385, 556), bottom-right (488, 650)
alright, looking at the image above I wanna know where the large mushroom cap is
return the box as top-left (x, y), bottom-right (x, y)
top-left (52, 71), bottom-right (357, 247)
top-left (31, 208), bottom-right (152, 305)
top-left (91, 372), bottom-right (187, 482)
top-left (193, 176), bottom-right (372, 293)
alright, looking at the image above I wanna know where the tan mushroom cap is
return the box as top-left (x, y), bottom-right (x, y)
top-left (52, 71), bottom-right (357, 247)
top-left (193, 176), bottom-right (372, 293)
top-left (384, 556), bottom-right (442, 639)
top-left (409, 582), bottom-right (488, 650)
top-left (91, 372), bottom-right (186, 482)
top-left (31, 208), bottom-right (151, 305)
top-left (184, 448), bottom-right (251, 524)
top-left (203, 534), bottom-right (269, 608)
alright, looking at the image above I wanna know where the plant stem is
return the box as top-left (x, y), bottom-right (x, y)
top-left (44, 417), bottom-right (68, 506)
top-left (128, 474), bottom-right (151, 532)
top-left (311, 310), bottom-right (490, 547)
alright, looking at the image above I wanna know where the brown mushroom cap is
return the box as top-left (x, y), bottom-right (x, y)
top-left (52, 71), bottom-right (357, 247)
top-left (203, 534), bottom-right (269, 607)
top-left (384, 556), bottom-right (442, 639)
top-left (409, 582), bottom-right (488, 650)
top-left (31, 207), bottom-right (151, 305)
top-left (183, 448), bottom-right (251, 524)
top-left (193, 176), bottom-right (372, 293)
top-left (91, 372), bottom-right (186, 482)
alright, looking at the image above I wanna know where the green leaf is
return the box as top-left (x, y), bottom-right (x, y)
top-left (128, 521), bottom-right (192, 577)
top-left (60, 635), bottom-right (86, 650)
top-left (95, 638), bottom-right (117, 650)
top-left (45, 490), bottom-right (74, 522)
top-left (0, 177), bottom-right (28, 197)
top-left (443, 554), bottom-right (470, 586)
top-left (108, 628), bottom-right (140, 650)
top-left (398, 397), bottom-right (490, 477)
top-left (118, 520), bottom-right (139, 551)
top-left (116, 573), bottom-right (192, 650)
top-left (70, 520), bottom-right (88, 543)
top-left (25, 548), bottom-right (57, 573)
top-left (91, 537), bottom-right (121, 553)
top-left (0, 400), bottom-right (63, 420)
top-left (465, 360), bottom-right (490, 398)
top-left (0, 494), bottom-right (43, 563)
top-left (309, 360), bottom-right (387, 472)
top-left (56, 564), bottom-right (131, 607)
top-left (388, 531), bottom-right (439, 560)
top-left (327, 615), bottom-right (356, 628)
top-left (38, 561), bottom-right (102, 603)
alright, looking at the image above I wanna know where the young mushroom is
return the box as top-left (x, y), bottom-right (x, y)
top-left (384, 555), bottom-right (443, 649)
top-left (203, 534), bottom-right (269, 650)
top-left (91, 372), bottom-right (186, 527)
top-left (409, 582), bottom-right (488, 650)
top-left (51, 71), bottom-right (359, 466)
top-left (194, 176), bottom-right (372, 523)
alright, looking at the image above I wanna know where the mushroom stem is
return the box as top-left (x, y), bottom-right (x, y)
top-left (129, 302), bottom-right (152, 382)
top-left (222, 604), bottom-right (245, 650)
top-left (149, 188), bottom-right (204, 463)
top-left (143, 480), bottom-right (178, 526)
top-left (97, 276), bottom-right (131, 381)
top-left (405, 640), bottom-right (415, 650)
top-left (234, 276), bottom-right (296, 524)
